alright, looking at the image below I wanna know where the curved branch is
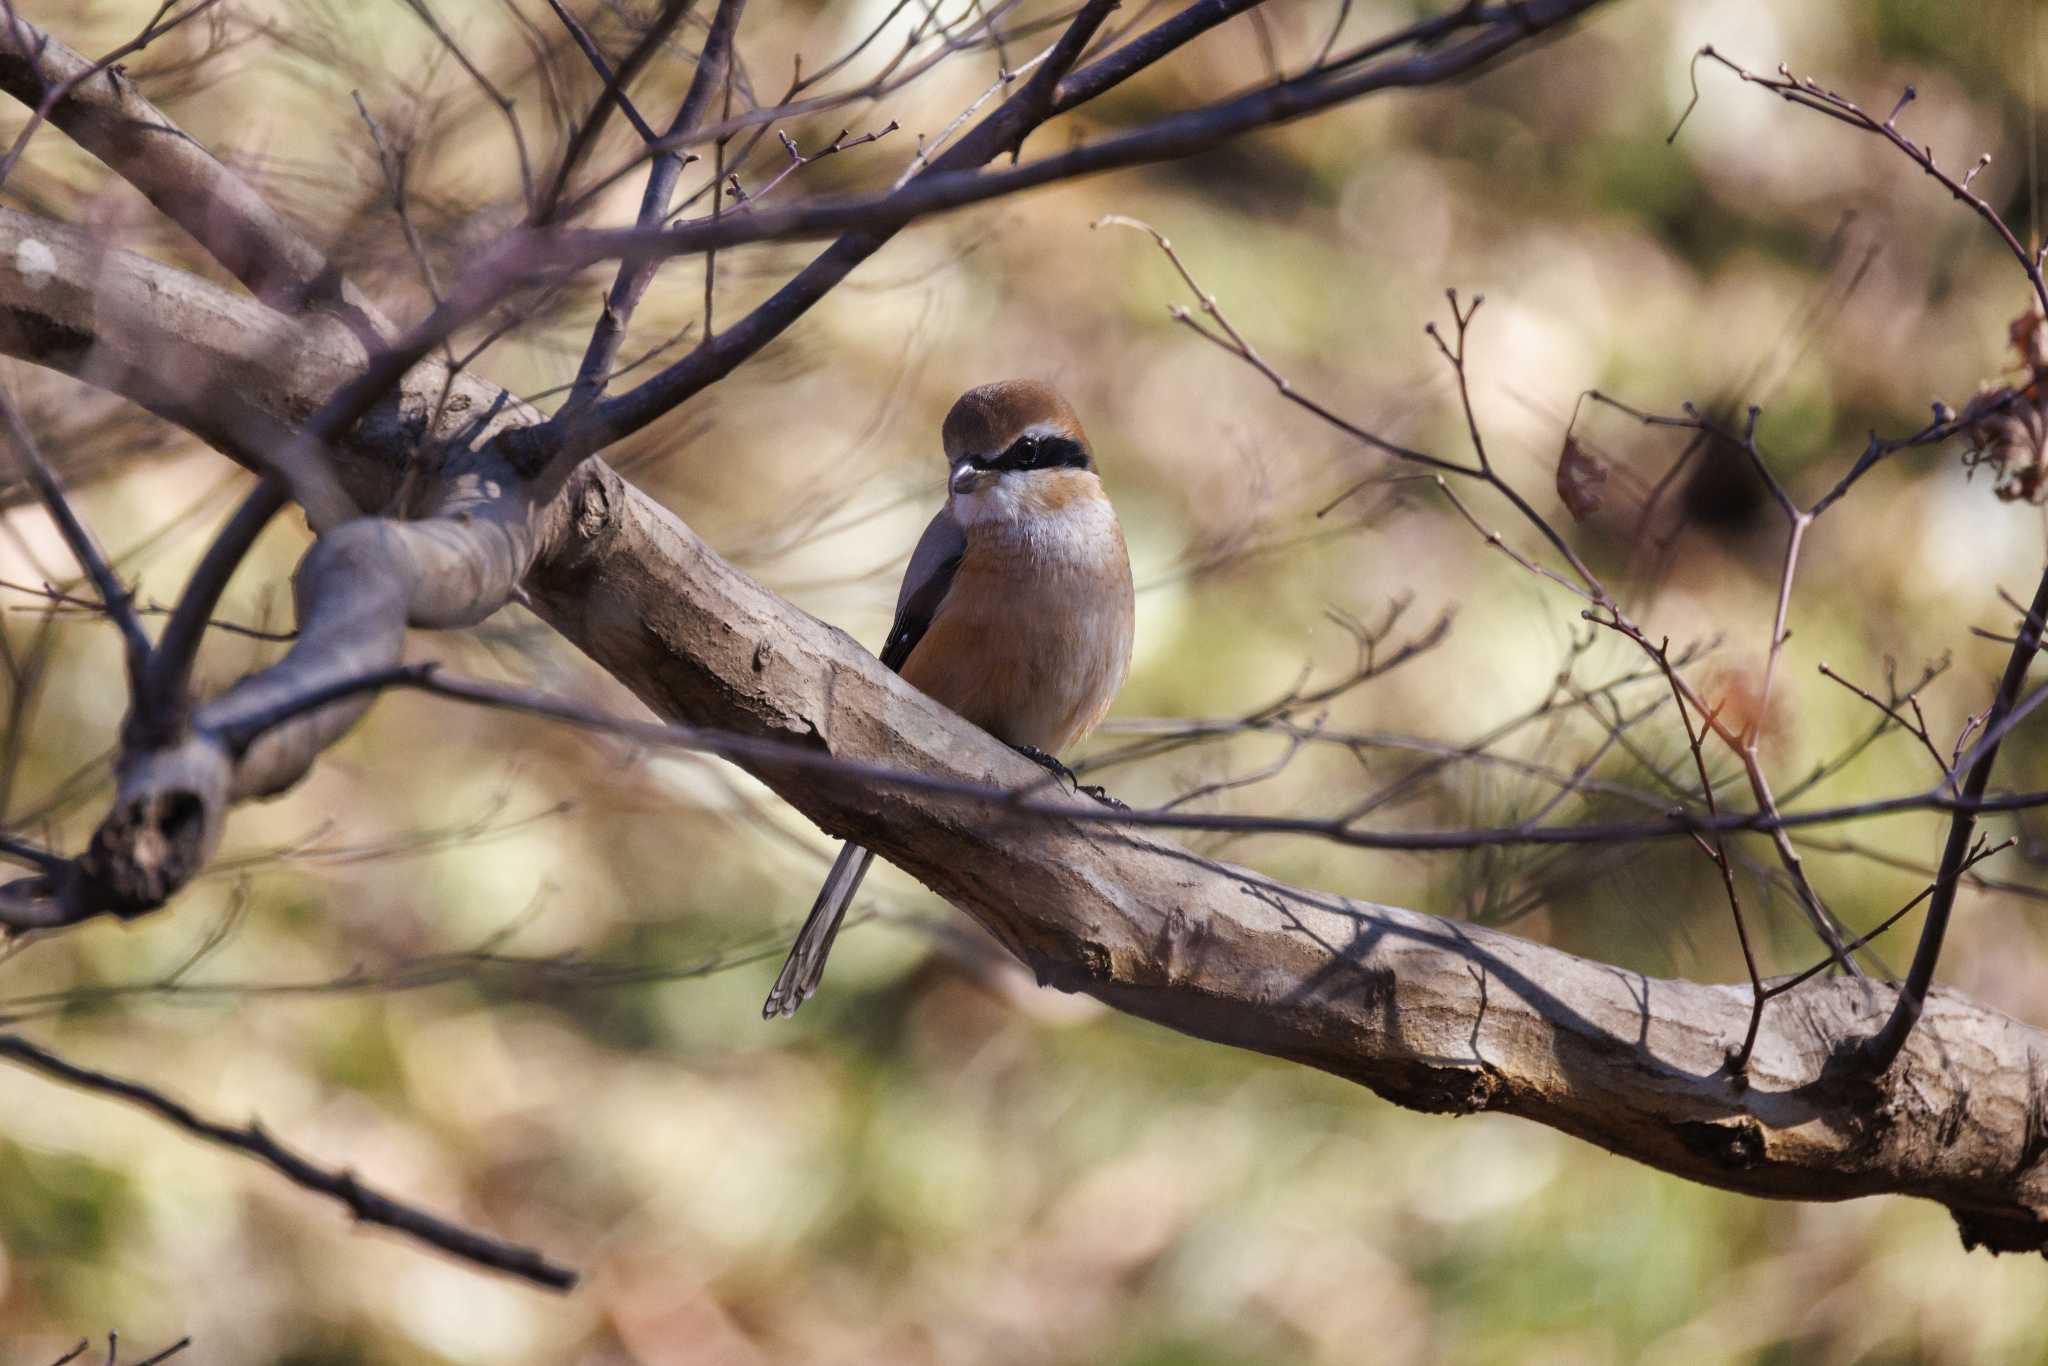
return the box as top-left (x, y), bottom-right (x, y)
top-left (0, 439), bottom-right (544, 923)
top-left (526, 458), bottom-right (2048, 1256)
top-left (9, 481), bottom-right (541, 924)
top-left (0, 1031), bottom-right (575, 1288)
top-left (0, 14), bottom-right (390, 334)
top-left (552, 0), bottom-right (1607, 365)
top-left (204, 460), bottom-right (541, 803)
top-left (0, 211), bottom-right (552, 924)
top-left (0, 206), bottom-right (503, 523)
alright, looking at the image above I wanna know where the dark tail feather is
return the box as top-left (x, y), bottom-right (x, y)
top-left (763, 843), bottom-right (876, 1018)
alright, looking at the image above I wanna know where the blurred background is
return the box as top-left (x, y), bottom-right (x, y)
top-left (5, 0), bottom-right (2048, 1361)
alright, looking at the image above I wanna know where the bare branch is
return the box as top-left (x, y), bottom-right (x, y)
top-left (1094, 212), bottom-right (1457, 472)
top-left (399, 0), bottom-right (539, 212)
top-left (569, 0), bottom-right (1589, 464)
top-left (1675, 47), bottom-right (2048, 322)
top-left (0, 1031), bottom-right (576, 1288)
top-left (543, 0), bottom-right (662, 145)
top-left (0, 211), bottom-right (547, 927)
top-left (1113, 215), bottom-right (1863, 969)
top-left (557, 0), bottom-right (1605, 272)
top-left (1659, 636), bottom-right (1767, 1074)
top-left (350, 92), bottom-right (446, 306)
top-left (0, 387), bottom-right (153, 699)
top-left (144, 481), bottom-right (294, 737)
top-left (532, 0), bottom-right (697, 223)
top-left (0, 0), bottom-right (225, 192)
top-left (1816, 658), bottom-right (1954, 787)
top-left (0, 207), bottom-right (430, 526)
top-left (563, 0), bottom-right (739, 413)
top-left (1865, 565), bottom-right (2048, 1070)
top-left (0, 14), bottom-right (389, 332)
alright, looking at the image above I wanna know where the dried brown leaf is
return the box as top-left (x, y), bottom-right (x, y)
top-left (1556, 434), bottom-right (1609, 522)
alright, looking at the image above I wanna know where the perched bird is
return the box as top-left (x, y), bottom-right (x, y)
top-left (763, 380), bottom-right (1136, 1018)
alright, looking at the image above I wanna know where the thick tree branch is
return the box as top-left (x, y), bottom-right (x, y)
top-left (0, 210), bottom-right (554, 924)
top-left (0, 206), bottom-right (499, 522)
top-left (523, 457), bottom-right (2048, 1257)
top-left (0, 15), bottom-right (390, 335)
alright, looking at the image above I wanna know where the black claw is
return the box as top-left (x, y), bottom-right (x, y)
top-left (1010, 744), bottom-right (1124, 807)
top-left (1013, 743), bottom-right (1078, 789)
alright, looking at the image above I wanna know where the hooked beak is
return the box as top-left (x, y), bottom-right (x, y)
top-left (950, 462), bottom-right (994, 495)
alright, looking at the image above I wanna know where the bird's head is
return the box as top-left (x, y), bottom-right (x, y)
top-left (940, 380), bottom-right (1100, 523)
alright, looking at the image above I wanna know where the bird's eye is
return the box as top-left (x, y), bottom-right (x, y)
top-left (987, 432), bottom-right (1086, 472)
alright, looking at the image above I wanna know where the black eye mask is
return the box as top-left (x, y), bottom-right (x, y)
top-left (966, 433), bottom-right (1092, 474)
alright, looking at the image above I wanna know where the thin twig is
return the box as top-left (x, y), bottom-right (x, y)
top-left (1107, 215), bottom-right (1863, 971)
top-left (544, 0), bottom-right (662, 143)
top-left (0, 1032), bottom-right (576, 1288)
top-left (533, 0), bottom-right (697, 222)
top-left (1816, 658), bottom-right (1953, 787)
top-left (0, 0), bottom-right (228, 193)
top-left (0, 579), bottom-right (295, 643)
top-left (562, 0), bottom-right (738, 412)
top-left (1674, 47), bottom-right (2048, 322)
top-left (1652, 635), bottom-right (1769, 1073)
top-left (0, 389), bottom-right (154, 709)
top-left (351, 92), bottom-right (446, 306)
top-left (399, 0), bottom-right (538, 210)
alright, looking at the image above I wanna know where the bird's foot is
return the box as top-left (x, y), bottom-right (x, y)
top-left (1013, 744), bottom-right (1077, 788)
top-left (1012, 744), bottom-right (1125, 808)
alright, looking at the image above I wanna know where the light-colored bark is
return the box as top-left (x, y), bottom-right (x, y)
top-left (0, 207), bottom-right (555, 915)
top-left (534, 460), bottom-right (2048, 1256)
top-left (0, 206), bottom-right (517, 521)
top-left (0, 20), bottom-right (391, 330)
top-left (4, 219), bottom-right (2043, 1252)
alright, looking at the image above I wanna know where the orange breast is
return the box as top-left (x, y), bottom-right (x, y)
top-left (899, 515), bottom-right (1133, 754)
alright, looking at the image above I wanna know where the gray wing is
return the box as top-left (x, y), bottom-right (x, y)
top-left (879, 505), bottom-right (965, 671)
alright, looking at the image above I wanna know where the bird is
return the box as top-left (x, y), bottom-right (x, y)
top-left (763, 380), bottom-right (1136, 1018)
